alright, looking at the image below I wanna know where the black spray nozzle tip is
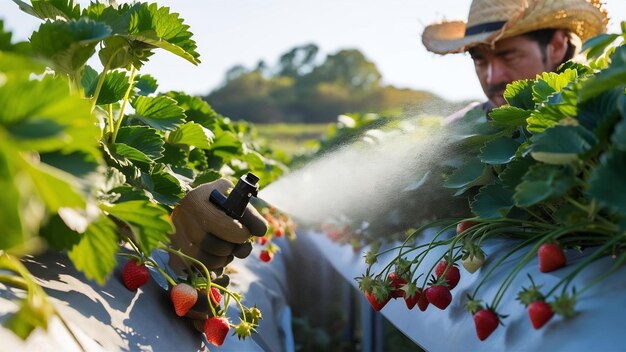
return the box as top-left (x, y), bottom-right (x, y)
top-left (245, 172), bottom-right (259, 185)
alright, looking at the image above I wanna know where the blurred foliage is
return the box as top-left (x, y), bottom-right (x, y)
top-left (206, 43), bottom-right (469, 124)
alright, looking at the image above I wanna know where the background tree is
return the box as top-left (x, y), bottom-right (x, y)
top-left (205, 44), bottom-right (467, 123)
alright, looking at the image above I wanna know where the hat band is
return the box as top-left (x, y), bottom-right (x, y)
top-left (464, 21), bottom-right (506, 36)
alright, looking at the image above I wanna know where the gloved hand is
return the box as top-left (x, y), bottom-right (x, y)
top-left (169, 178), bottom-right (268, 274)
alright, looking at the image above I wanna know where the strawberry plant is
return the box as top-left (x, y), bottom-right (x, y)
top-left (0, 0), bottom-right (287, 345)
top-left (358, 23), bottom-right (626, 341)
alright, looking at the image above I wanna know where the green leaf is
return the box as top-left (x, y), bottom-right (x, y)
top-left (582, 46), bottom-right (626, 101)
top-left (504, 79), bottom-right (534, 110)
top-left (115, 126), bottom-right (164, 160)
top-left (131, 95), bottom-right (185, 131)
top-left (514, 164), bottom-right (575, 207)
top-left (444, 157), bottom-right (490, 189)
top-left (526, 88), bottom-right (578, 133)
top-left (612, 116), bottom-right (626, 151)
top-left (111, 185), bottom-right (151, 203)
top-left (104, 200), bottom-right (174, 254)
top-left (577, 87), bottom-right (621, 133)
top-left (167, 92), bottom-right (218, 127)
top-left (98, 36), bottom-right (134, 70)
top-left (39, 215), bottom-right (80, 250)
top-left (532, 69), bottom-right (578, 104)
top-left (168, 122), bottom-right (214, 149)
top-left (208, 130), bottom-right (243, 158)
top-left (557, 61), bottom-right (593, 76)
top-left (40, 150), bottom-right (100, 179)
top-left (529, 125), bottom-right (598, 164)
top-left (0, 51), bottom-right (45, 78)
top-left (0, 20), bottom-right (30, 54)
top-left (581, 33), bottom-right (621, 59)
top-left (158, 143), bottom-right (188, 167)
top-left (126, 3), bottom-right (200, 65)
top-left (30, 18), bottom-right (112, 74)
top-left (5, 292), bottom-right (53, 339)
top-left (83, 68), bottom-right (130, 105)
top-left (241, 151), bottom-right (266, 171)
top-left (111, 143), bottom-right (153, 170)
top-left (11, 0), bottom-right (40, 19)
top-left (0, 62), bottom-right (101, 159)
top-left (20, 0), bottom-right (81, 21)
top-left (68, 215), bottom-right (119, 285)
top-left (588, 149), bottom-right (626, 214)
top-left (0, 145), bottom-right (27, 250)
top-left (470, 182), bottom-right (515, 219)
top-left (192, 169), bottom-right (221, 187)
top-left (499, 157), bottom-right (537, 190)
top-left (479, 137), bottom-right (521, 165)
top-left (89, 3), bottom-right (200, 68)
top-left (490, 106), bottom-right (531, 127)
top-left (135, 74), bottom-right (158, 96)
top-left (25, 160), bottom-right (85, 211)
top-left (148, 169), bottom-right (184, 206)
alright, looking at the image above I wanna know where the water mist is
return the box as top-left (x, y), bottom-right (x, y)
top-left (258, 114), bottom-right (459, 228)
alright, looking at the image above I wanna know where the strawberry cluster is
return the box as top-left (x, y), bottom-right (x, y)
top-left (359, 219), bottom-right (578, 341)
top-left (256, 207), bottom-right (297, 263)
top-left (119, 247), bottom-right (262, 347)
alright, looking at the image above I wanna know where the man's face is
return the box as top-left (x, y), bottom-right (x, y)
top-left (469, 35), bottom-right (550, 107)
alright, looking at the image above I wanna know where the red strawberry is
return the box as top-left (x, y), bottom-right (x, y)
top-left (387, 272), bottom-right (408, 298)
top-left (473, 309), bottom-right (499, 341)
top-left (209, 287), bottom-right (222, 306)
top-left (435, 261), bottom-right (461, 290)
top-left (122, 260), bottom-right (150, 291)
top-left (259, 250), bottom-right (273, 262)
top-left (417, 291), bottom-right (430, 311)
top-left (538, 243), bottom-right (566, 273)
top-left (405, 288), bottom-right (428, 311)
top-left (425, 285), bottom-right (452, 310)
top-left (257, 236), bottom-right (268, 245)
top-left (528, 301), bottom-right (554, 329)
top-left (365, 291), bottom-right (390, 311)
top-left (456, 220), bottom-right (478, 235)
top-left (170, 283), bottom-right (198, 317)
top-left (274, 227), bottom-right (284, 237)
top-left (204, 316), bottom-right (230, 346)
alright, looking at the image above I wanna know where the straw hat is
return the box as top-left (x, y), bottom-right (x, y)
top-left (422, 0), bottom-right (608, 54)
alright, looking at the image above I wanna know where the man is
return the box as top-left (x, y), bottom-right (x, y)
top-left (422, 0), bottom-right (607, 112)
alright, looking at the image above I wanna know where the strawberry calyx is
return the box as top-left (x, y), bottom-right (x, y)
top-left (233, 319), bottom-right (256, 340)
top-left (516, 275), bottom-right (545, 307)
top-left (550, 290), bottom-right (577, 318)
top-left (465, 295), bottom-right (484, 315)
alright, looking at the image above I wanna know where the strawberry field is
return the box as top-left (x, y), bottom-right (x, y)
top-left (1, 0), bottom-right (626, 351)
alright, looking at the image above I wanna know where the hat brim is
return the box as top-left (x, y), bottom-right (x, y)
top-left (422, 21), bottom-right (499, 54)
top-left (422, 0), bottom-right (607, 55)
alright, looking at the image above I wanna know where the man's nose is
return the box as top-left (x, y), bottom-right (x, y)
top-left (486, 60), bottom-right (507, 85)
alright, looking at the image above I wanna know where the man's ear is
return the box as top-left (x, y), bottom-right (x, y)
top-left (547, 30), bottom-right (569, 69)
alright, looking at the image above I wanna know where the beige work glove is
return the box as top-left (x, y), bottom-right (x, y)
top-left (169, 178), bottom-right (268, 273)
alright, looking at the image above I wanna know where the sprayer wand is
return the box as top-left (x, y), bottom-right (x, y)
top-left (209, 172), bottom-right (260, 220)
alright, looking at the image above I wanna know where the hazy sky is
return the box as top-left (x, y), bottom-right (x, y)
top-left (1, 1), bottom-right (624, 103)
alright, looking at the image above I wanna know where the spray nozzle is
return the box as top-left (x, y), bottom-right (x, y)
top-left (209, 172), bottom-right (260, 220)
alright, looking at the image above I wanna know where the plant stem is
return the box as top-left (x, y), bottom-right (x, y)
top-left (90, 62), bottom-right (110, 112)
top-left (108, 104), bottom-right (115, 135)
top-left (0, 274), bottom-right (28, 290)
top-left (111, 66), bottom-right (137, 143)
